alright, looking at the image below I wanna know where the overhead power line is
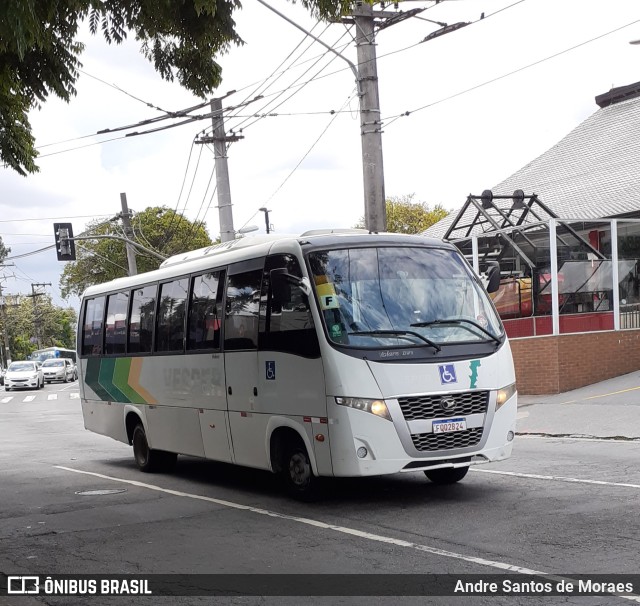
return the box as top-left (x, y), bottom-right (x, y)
top-left (382, 17), bottom-right (640, 127)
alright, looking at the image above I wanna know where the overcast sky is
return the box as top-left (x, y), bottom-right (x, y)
top-left (1, 0), bottom-right (639, 311)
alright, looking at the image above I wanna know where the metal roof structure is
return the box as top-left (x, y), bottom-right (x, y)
top-left (424, 81), bottom-right (640, 240)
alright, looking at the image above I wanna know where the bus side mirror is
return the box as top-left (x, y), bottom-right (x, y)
top-left (486, 261), bottom-right (501, 294)
top-left (270, 269), bottom-right (312, 301)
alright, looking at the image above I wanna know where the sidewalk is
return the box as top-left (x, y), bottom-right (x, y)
top-left (516, 370), bottom-right (640, 440)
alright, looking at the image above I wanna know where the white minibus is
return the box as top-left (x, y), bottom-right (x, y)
top-left (78, 231), bottom-right (516, 498)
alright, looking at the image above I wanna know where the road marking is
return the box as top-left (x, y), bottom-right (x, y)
top-left (1, 397), bottom-right (12, 403)
top-left (48, 394), bottom-right (58, 400)
top-left (70, 393), bottom-right (79, 399)
top-left (472, 468), bottom-right (640, 489)
top-left (23, 395), bottom-right (36, 402)
top-left (560, 384), bottom-right (640, 404)
top-left (517, 434), bottom-right (640, 444)
top-left (55, 465), bottom-right (640, 603)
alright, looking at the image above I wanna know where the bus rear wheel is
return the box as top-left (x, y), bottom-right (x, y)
top-left (132, 423), bottom-right (177, 473)
top-left (281, 442), bottom-right (322, 501)
top-left (424, 466), bottom-right (469, 485)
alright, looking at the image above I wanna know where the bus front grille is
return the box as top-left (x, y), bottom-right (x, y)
top-left (398, 391), bottom-right (489, 421)
top-left (411, 427), bottom-right (483, 452)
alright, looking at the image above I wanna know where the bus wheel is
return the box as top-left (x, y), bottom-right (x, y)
top-left (424, 467), bottom-right (469, 485)
top-left (281, 443), bottom-right (321, 501)
top-left (132, 424), bottom-right (160, 472)
top-left (132, 423), bottom-right (177, 473)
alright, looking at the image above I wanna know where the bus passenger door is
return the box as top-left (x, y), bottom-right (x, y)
top-left (223, 263), bottom-right (267, 469)
top-left (259, 254), bottom-right (332, 476)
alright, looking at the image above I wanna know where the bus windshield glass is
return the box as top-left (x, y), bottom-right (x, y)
top-left (308, 246), bottom-right (503, 348)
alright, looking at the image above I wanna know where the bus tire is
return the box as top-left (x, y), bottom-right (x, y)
top-left (132, 423), bottom-right (163, 473)
top-left (424, 466), bottom-right (469, 485)
top-left (281, 441), bottom-right (322, 501)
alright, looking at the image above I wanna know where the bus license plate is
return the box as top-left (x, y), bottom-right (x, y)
top-left (432, 418), bottom-right (467, 434)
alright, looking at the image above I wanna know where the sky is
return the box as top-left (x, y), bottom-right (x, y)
top-left (1, 0), bottom-right (639, 313)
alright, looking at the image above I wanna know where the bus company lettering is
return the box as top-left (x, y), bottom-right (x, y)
top-left (380, 350), bottom-right (414, 358)
top-left (163, 368), bottom-right (223, 394)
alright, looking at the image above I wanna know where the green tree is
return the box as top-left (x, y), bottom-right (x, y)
top-left (60, 206), bottom-right (213, 298)
top-left (1, 0), bottom-right (351, 176)
top-left (3, 294), bottom-right (77, 360)
top-left (355, 194), bottom-right (450, 234)
top-left (0, 235), bottom-right (10, 263)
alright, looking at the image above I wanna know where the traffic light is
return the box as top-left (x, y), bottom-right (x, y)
top-left (54, 222), bottom-right (76, 261)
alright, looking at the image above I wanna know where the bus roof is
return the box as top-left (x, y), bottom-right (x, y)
top-left (80, 230), bottom-right (454, 299)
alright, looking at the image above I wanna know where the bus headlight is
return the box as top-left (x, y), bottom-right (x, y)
top-left (496, 383), bottom-right (517, 411)
top-left (335, 397), bottom-right (391, 421)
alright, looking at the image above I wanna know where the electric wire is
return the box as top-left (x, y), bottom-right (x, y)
top-left (382, 17), bottom-right (640, 127)
top-left (31, 0), bottom-right (518, 159)
top-left (78, 69), bottom-right (175, 114)
top-left (228, 20), bottom-right (324, 117)
top-left (228, 25), bottom-right (353, 134)
top-left (238, 89), bottom-right (358, 232)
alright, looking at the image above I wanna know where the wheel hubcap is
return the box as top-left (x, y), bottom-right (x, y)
top-left (289, 453), bottom-right (310, 486)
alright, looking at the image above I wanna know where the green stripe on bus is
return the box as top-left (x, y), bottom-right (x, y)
top-left (85, 358), bottom-right (112, 401)
top-left (98, 358), bottom-right (130, 403)
top-left (112, 358), bottom-right (148, 404)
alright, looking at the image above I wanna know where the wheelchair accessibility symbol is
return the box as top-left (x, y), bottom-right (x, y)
top-left (266, 361), bottom-right (276, 381)
top-left (438, 364), bottom-right (457, 385)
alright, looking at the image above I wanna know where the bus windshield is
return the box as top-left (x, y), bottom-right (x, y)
top-left (308, 246), bottom-right (503, 348)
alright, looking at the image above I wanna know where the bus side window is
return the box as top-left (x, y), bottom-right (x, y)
top-left (188, 271), bottom-right (222, 350)
top-left (156, 278), bottom-right (188, 353)
top-left (105, 291), bottom-right (129, 355)
top-left (82, 296), bottom-right (105, 356)
top-left (128, 285), bottom-right (157, 354)
top-left (259, 254), bottom-right (320, 358)
top-left (224, 268), bottom-right (263, 351)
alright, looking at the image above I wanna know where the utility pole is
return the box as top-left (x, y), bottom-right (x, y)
top-left (30, 283), bottom-right (51, 349)
top-left (0, 283), bottom-right (11, 366)
top-left (120, 193), bottom-right (138, 276)
top-left (196, 99), bottom-right (242, 243)
top-left (257, 0), bottom-right (392, 233)
top-left (353, 3), bottom-right (386, 233)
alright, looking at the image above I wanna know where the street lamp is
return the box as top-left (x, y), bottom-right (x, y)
top-left (259, 207), bottom-right (272, 234)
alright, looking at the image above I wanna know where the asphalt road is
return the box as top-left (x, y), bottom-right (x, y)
top-left (1, 383), bottom-right (639, 606)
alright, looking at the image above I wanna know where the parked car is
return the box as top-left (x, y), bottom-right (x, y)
top-left (42, 358), bottom-right (76, 383)
top-left (5, 361), bottom-right (45, 391)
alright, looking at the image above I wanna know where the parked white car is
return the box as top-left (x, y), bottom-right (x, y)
top-left (5, 361), bottom-right (45, 391)
top-left (42, 358), bottom-right (76, 383)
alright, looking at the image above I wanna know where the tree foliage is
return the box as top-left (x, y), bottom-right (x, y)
top-left (0, 236), bottom-right (10, 263)
top-left (1, 0), bottom-right (352, 176)
top-left (355, 194), bottom-right (450, 234)
top-left (60, 206), bottom-right (213, 298)
top-left (1, 294), bottom-right (77, 362)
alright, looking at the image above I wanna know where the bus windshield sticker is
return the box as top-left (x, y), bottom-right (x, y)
top-left (317, 282), bottom-right (338, 310)
top-left (438, 364), bottom-right (457, 385)
top-left (315, 281), bottom-right (335, 295)
top-left (320, 294), bottom-right (340, 310)
top-left (330, 324), bottom-right (343, 338)
top-left (266, 361), bottom-right (276, 380)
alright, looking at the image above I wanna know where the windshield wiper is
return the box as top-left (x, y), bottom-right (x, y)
top-left (349, 330), bottom-right (441, 352)
top-left (410, 319), bottom-right (501, 345)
